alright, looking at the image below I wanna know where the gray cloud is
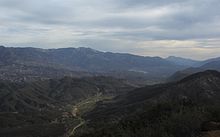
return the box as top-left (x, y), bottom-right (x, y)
top-left (0, 0), bottom-right (220, 59)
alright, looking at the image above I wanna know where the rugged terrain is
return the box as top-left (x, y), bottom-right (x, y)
top-left (0, 76), bottom-right (134, 137)
top-left (1, 46), bottom-right (220, 137)
top-left (74, 70), bottom-right (220, 137)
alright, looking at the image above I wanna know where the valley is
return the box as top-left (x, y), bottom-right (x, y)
top-left (0, 47), bottom-right (220, 137)
top-left (0, 74), bottom-right (133, 137)
top-left (66, 93), bottom-right (113, 137)
top-left (1, 0), bottom-right (220, 136)
top-left (0, 90), bottom-right (118, 137)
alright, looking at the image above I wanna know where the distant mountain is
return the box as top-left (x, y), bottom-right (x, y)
top-left (201, 60), bottom-right (220, 69)
top-left (77, 70), bottom-right (220, 137)
top-left (169, 59), bottom-right (220, 82)
top-left (0, 46), bottom-right (185, 84)
top-left (166, 56), bottom-right (201, 67)
top-left (201, 56), bottom-right (220, 65)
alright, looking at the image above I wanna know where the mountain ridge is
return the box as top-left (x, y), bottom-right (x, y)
top-left (169, 59), bottom-right (220, 82)
top-left (0, 46), bottom-right (185, 84)
top-left (166, 56), bottom-right (201, 67)
top-left (76, 70), bottom-right (220, 137)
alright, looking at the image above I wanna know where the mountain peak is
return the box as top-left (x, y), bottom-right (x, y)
top-left (0, 45), bottom-right (6, 49)
top-left (75, 47), bottom-right (100, 53)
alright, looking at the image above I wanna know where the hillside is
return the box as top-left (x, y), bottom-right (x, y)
top-left (0, 76), bottom-right (134, 112)
top-left (75, 70), bottom-right (220, 137)
top-left (0, 76), bottom-right (134, 137)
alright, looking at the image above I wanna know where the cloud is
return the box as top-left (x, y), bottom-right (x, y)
top-left (0, 0), bottom-right (220, 59)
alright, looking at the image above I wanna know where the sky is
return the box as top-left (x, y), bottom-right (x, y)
top-left (0, 0), bottom-right (220, 60)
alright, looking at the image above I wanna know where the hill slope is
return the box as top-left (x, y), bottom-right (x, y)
top-left (0, 76), bottom-right (134, 112)
top-left (76, 70), bottom-right (220, 137)
top-left (0, 76), bottom-right (135, 137)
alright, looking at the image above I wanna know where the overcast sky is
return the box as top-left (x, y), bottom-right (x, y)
top-left (0, 0), bottom-right (220, 59)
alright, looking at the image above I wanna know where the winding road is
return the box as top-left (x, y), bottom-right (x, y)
top-left (69, 119), bottom-right (85, 136)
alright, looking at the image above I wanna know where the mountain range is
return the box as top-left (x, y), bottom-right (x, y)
top-left (1, 46), bottom-right (220, 85)
top-left (1, 46), bottom-right (220, 137)
top-left (0, 46), bottom-right (186, 84)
